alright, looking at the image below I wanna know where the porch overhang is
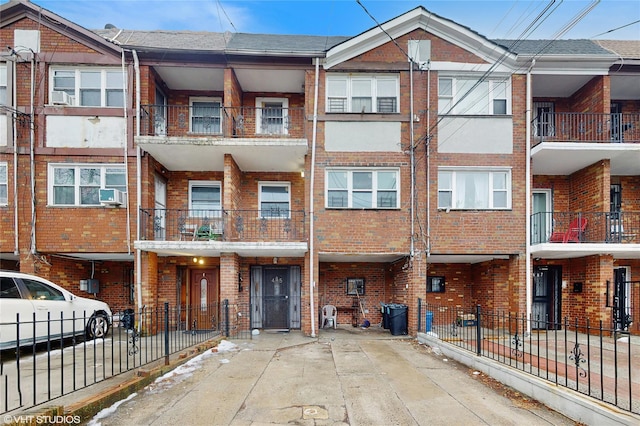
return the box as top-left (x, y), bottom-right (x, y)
top-left (318, 252), bottom-right (408, 263)
top-left (531, 142), bottom-right (640, 176)
top-left (137, 137), bottom-right (307, 172)
top-left (531, 243), bottom-right (640, 260)
top-left (135, 240), bottom-right (308, 258)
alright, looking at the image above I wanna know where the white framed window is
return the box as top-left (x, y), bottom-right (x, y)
top-left (48, 164), bottom-right (126, 206)
top-left (0, 64), bottom-right (7, 106)
top-left (188, 181), bottom-right (222, 217)
top-left (438, 76), bottom-right (510, 115)
top-left (326, 169), bottom-right (399, 209)
top-left (259, 182), bottom-right (291, 218)
top-left (190, 97), bottom-right (222, 134)
top-left (326, 74), bottom-right (399, 113)
top-left (256, 97), bottom-right (288, 135)
top-left (50, 68), bottom-right (124, 107)
top-left (0, 162), bottom-right (7, 205)
top-left (438, 168), bottom-right (511, 210)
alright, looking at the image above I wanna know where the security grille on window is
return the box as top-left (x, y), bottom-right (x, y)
top-left (438, 77), bottom-right (510, 115)
top-left (327, 75), bottom-right (399, 113)
top-left (0, 162), bottom-right (7, 205)
top-left (438, 168), bottom-right (510, 210)
top-left (51, 68), bottom-right (124, 107)
top-left (259, 183), bottom-right (290, 218)
top-left (49, 164), bottom-right (126, 206)
top-left (427, 276), bottom-right (445, 293)
top-left (190, 98), bottom-right (222, 134)
top-left (326, 169), bottom-right (399, 209)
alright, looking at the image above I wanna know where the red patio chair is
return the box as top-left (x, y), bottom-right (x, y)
top-left (550, 217), bottom-right (587, 243)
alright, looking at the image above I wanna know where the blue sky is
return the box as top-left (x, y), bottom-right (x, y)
top-left (10, 0), bottom-right (640, 40)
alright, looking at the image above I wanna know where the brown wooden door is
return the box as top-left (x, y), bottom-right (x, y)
top-left (189, 269), bottom-right (218, 331)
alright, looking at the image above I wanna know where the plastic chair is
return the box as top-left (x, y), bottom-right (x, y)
top-left (321, 304), bottom-right (337, 329)
top-left (549, 217), bottom-right (587, 243)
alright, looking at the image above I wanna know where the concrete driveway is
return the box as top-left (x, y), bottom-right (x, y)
top-left (87, 325), bottom-right (576, 425)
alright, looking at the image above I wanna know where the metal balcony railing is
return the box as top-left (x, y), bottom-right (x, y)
top-left (139, 105), bottom-right (306, 139)
top-left (140, 208), bottom-right (306, 242)
top-left (532, 112), bottom-right (640, 143)
top-left (530, 211), bottom-right (640, 244)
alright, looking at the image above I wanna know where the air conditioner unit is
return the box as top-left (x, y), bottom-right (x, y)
top-left (51, 90), bottom-right (75, 105)
top-left (99, 188), bottom-right (126, 206)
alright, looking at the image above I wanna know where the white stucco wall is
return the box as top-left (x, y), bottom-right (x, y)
top-left (438, 116), bottom-right (513, 154)
top-left (46, 116), bottom-right (126, 148)
top-left (325, 121), bottom-right (401, 152)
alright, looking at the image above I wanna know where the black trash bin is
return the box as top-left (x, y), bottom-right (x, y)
top-left (388, 304), bottom-right (408, 336)
top-left (381, 303), bottom-right (390, 329)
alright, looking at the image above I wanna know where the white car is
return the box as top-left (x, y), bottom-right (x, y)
top-left (0, 271), bottom-right (112, 350)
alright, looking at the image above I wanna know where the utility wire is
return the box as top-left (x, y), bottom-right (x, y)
top-left (216, 0), bottom-right (237, 32)
top-left (590, 19), bottom-right (640, 38)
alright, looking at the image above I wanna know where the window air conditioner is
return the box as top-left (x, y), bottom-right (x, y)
top-left (99, 188), bottom-right (126, 206)
top-left (51, 91), bottom-right (75, 105)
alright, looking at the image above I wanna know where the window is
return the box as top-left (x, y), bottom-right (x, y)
top-left (438, 76), bottom-right (510, 115)
top-left (51, 68), bottom-right (124, 107)
top-left (189, 181), bottom-right (221, 217)
top-left (259, 182), bottom-right (290, 218)
top-left (49, 164), bottom-right (126, 206)
top-left (190, 97), bottom-right (221, 134)
top-left (533, 102), bottom-right (555, 137)
top-left (0, 64), bottom-right (6, 105)
top-left (438, 168), bottom-right (511, 210)
top-left (346, 278), bottom-right (365, 296)
top-left (427, 276), bottom-right (445, 293)
top-left (256, 98), bottom-right (288, 135)
top-left (0, 162), bottom-right (7, 205)
top-left (22, 278), bottom-right (65, 301)
top-left (326, 74), bottom-right (399, 113)
top-left (326, 169), bottom-right (399, 209)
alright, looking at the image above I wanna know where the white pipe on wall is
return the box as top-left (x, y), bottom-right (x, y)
top-left (309, 58), bottom-right (320, 338)
top-left (525, 60), bottom-right (535, 334)
top-left (132, 49), bottom-right (143, 319)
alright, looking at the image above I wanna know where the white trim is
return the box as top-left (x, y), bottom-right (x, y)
top-left (255, 97), bottom-right (288, 135)
top-left (325, 168), bottom-right (400, 209)
top-left (0, 161), bottom-right (7, 205)
top-left (258, 181), bottom-right (291, 218)
top-left (188, 96), bottom-right (222, 134)
top-left (49, 67), bottom-right (124, 107)
top-left (437, 167), bottom-right (512, 210)
top-left (47, 163), bottom-right (126, 206)
top-left (188, 180), bottom-right (222, 215)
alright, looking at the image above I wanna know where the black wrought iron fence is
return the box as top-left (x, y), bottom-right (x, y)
top-left (416, 299), bottom-right (639, 415)
top-left (0, 300), bottom-right (252, 414)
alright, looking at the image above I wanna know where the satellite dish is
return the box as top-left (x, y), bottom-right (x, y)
top-left (104, 23), bottom-right (116, 29)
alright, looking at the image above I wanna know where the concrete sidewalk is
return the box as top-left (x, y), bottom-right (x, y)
top-left (84, 326), bottom-right (576, 425)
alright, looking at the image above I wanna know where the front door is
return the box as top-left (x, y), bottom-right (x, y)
top-left (532, 190), bottom-right (552, 243)
top-left (613, 267), bottom-right (631, 331)
top-left (188, 269), bottom-right (218, 331)
top-left (263, 267), bottom-right (289, 329)
top-left (532, 265), bottom-right (562, 330)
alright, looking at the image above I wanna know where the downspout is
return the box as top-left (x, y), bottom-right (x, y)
top-left (525, 60), bottom-right (535, 334)
top-left (132, 49), bottom-right (143, 316)
top-left (12, 56), bottom-right (19, 255)
top-left (309, 58), bottom-right (319, 338)
top-left (426, 61), bottom-right (431, 258)
top-left (409, 60), bottom-right (415, 258)
top-left (29, 52), bottom-right (36, 255)
top-left (121, 50), bottom-right (131, 255)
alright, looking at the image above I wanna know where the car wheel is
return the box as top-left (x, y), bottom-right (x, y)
top-left (87, 313), bottom-right (110, 339)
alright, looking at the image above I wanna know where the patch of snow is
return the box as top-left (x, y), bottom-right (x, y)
top-left (216, 340), bottom-right (238, 353)
top-left (86, 392), bottom-right (137, 426)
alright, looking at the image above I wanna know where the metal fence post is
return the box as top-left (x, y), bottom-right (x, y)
top-left (164, 302), bottom-right (169, 365)
top-left (476, 304), bottom-right (482, 356)
top-left (224, 299), bottom-right (230, 337)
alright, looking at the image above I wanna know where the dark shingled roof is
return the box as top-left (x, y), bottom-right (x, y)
top-left (492, 39), bottom-right (616, 56)
top-left (226, 33), bottom-right (349, 54)
top-left (93, 28), bottom-right (230, 51)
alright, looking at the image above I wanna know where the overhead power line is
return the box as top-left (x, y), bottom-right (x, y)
top-left (590, 19), bottom-right (640, 38)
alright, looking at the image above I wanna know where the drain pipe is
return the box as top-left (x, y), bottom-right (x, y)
top-left (121, 50), bottom-right (131, 255)
top-left (131, 49), bottom-right (143, 316)
top-left (309, 58), bottom-right (320, 338)
top-left (11, 54), bottom-right (18, 256)
top-left (525, 60), bottom-right (535, 334)
top-left (29, 51), bottom-right (36, 255)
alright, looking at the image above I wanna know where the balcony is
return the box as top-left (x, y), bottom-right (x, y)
top-left (530, 211), bottom-right (640, 260)
top-left (136, 105), bottom-right (308, 172)
top-left (140, 208), bottom-right (305, 240)
top-left (532, 112), bottom-right (640, 144)
top-left (139, 105), bottom-right (306, 139)
top-left (531, 113), bottom-right (640, 176)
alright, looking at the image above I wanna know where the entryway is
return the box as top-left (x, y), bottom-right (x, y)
top-left (532, 265), bottom-right (562, 329)
top-left (250, 265), bottom-right (301, 330)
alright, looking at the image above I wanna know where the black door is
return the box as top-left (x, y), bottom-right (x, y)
top-left (532, 266), bottom-right (562, 330)
top-left (263, 267), bottom-right (289, 329)
top-left (613, 268), bottom-right (630, 331)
